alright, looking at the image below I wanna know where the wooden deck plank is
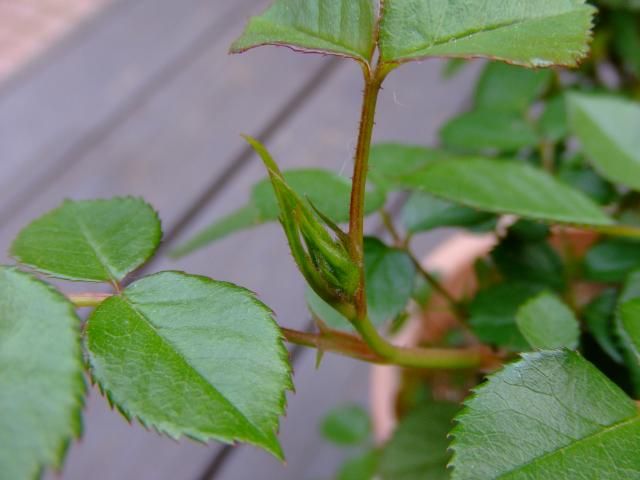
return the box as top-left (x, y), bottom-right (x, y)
top-left (0, 0), bottom-right (253, 225)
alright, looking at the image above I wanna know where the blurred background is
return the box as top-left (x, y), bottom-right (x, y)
top-left (0, 1), bottom-right (479, 479)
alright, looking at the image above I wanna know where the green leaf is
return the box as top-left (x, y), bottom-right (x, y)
top-left (440, 110), bottom-right (539, 153)
top-left (379, 402), bottom-right (459, 480)
top-left (338, 451), bottom-right (380, 480)
top-left (400, 158), bottom-right (614, 226)
top-left (568, 93), bottom-right (640, 191)
top-left (402, 191), bottom-right (494, 234)
top-left (599, 0), bottom-right (640, 10)
top-left (369, 143), bottom-right (457, 192)
top-left (584, 239), bottom-right (640, 283)
top-left (620, 298), bottom-right (640, 364)
top-left (364, 237), bottom-right (415, 326)
top-left (11, 197), bottom-right (161, 283)
top-left (474, 62), bottom-right (552, 113)
top-left (305, 238), bottom-right (416, 329)
top-left (86, 271), bottom-right (292, 459)
top-left (558, 164), bottom-right (617, 205)
top-left (170, 205), bottom-right (262, 258)
top-left (172, 168), bottom-right (385, 257)
top-left (516, 292), bottom-right (580, 350)
top-left (252, 169), bottom-right (384, 222)
top-left (450, 351), bottom-right (640, 479)
top-left (378, 0), bottom-right (595, 67)
top-left (468, 282), bottom-right (543, 350)
top-left (230, 0), bottom-right (376, 64)
top-left (0, 267), bottom-right (84, 480)
top-left (584, 289), bottom-right (624, 364)
top-left (539, 95), bottom-right (569, 142)
top-left (611, 12), bottom-right (640, 77)
top-left (616, 270), bottom-right (640, 393)
top-left (491, 235), bottom-right (565, 291)
top-left (320, 404), bottom-right (371, 446)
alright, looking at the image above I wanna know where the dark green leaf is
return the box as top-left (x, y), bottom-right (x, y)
top-left (320, 404), bottom-right (371, 446)
top-left (230, 0), bottom-right (376, 63)
top-left (584, 289), bottom-right (624, 363)
top-left (468, 283), bottom-right (543, 350)
top-left (400, 158), bottom-right (614, 226)
top-left (620, 298), bottom-right (640, 364)
top-left (611, 12), bottom-right (640, 77)
top-left (516, 292), bottom-right (580, 349)
top-left (440, 110), bottom-right (539, 153)
top-left (616, 270), bottom-right (640, 393)
top-left (379, 0), bottom-right (595, 67)
top-left (401, 191), bottom-right (494, 234)
top-left (558, 164), bottom-right (617, 205)
top-left (568, 93), bottom-right (640, 191)
top-left (451, 351), bottom-right (640, 479)
top-left (86, 271), bottom-right (292, 459)
top-left (0, 267), bottom-right (84, 480)
top-left (539, 95), bottom-right (569, 142)
top-left (338, 451), bottom-right (379, 480)
top-left (474, 62), bottom-right (552, 113)
top-left (491, 235), bottom-right (565, 291)
top-left (584, 239), bottom-right (640, 283)
top-left (364, 237), bottom-right (415, 326)
top-left (11, 197), bottom-right (161, 283)
top-left (379, 402), bottom-right (459, 480)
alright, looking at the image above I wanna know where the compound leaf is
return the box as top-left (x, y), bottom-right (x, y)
top-left (450, 351), bottom-right (640, 479)
top-left (86, 271), bottom-right (292, 459)
top-left (11, 198), bottom-right (161, 283)
top-left (0, 267), bottom-right (84, 480)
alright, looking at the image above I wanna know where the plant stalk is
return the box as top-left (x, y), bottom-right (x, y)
top-left (281, 326), bottom-right (493, 370)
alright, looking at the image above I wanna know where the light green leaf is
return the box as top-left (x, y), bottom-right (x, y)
top-left (379, 0), bottom-right (595, 67)
top-left (320, 404), bottom-right (371, 446)
top-left (86, 271), bottom-right (292, 459)
top-left (620, 298), bottom-right (640, 364)
top-left (440, 110), bottom-right (539, 153)
top-left (474, 62), bottom-right (552, 113)
top-left (379, 402), bottom-right (459, 480)
top-left (0, 267), bottom-right (84, 480)
top-left (252, 169), bottom-right (385, 222)
top-left (11, 197), bottom-right (161, 283)
top-left (569, 93), bottom-right (640, 191)
top-left (230, 0), bottom-right (376, 64)
top-left (369, 144), bottom-right (457, 191)
top-left (170, 205), bottom-right (262, 258)
top-left (516, 292), bottom-right (580, 350)
top-left (400, 158), bottom-right (614, 226)
top-left (450, 351), bottom-right (640, 479)
top-left (468, 282), bottom-right (543, 351)
top-left (584, 239), bottom-right (640, 283)
top-left (364, 237), bottom-right (415, 326)
top-left (401, 191), bottom-right (494, 234)
top-left (172, 168), bottom-right (385, 257)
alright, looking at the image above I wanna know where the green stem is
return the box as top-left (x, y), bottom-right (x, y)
top-left (281, 325), bottom-right (491, 369)
top-left (67, 292), bottom-right (111, 307)
top-left (594, 224), bottom-right (640, 239)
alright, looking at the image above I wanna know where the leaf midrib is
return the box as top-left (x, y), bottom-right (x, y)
top-left (73, 210), bottom-right (118, 282)
top-left (389, 9), bottom-right (584, 59)
top-left (121, 294), bottom-right (273, 447)
top-left (497, 414), bottom-right (640, 478)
